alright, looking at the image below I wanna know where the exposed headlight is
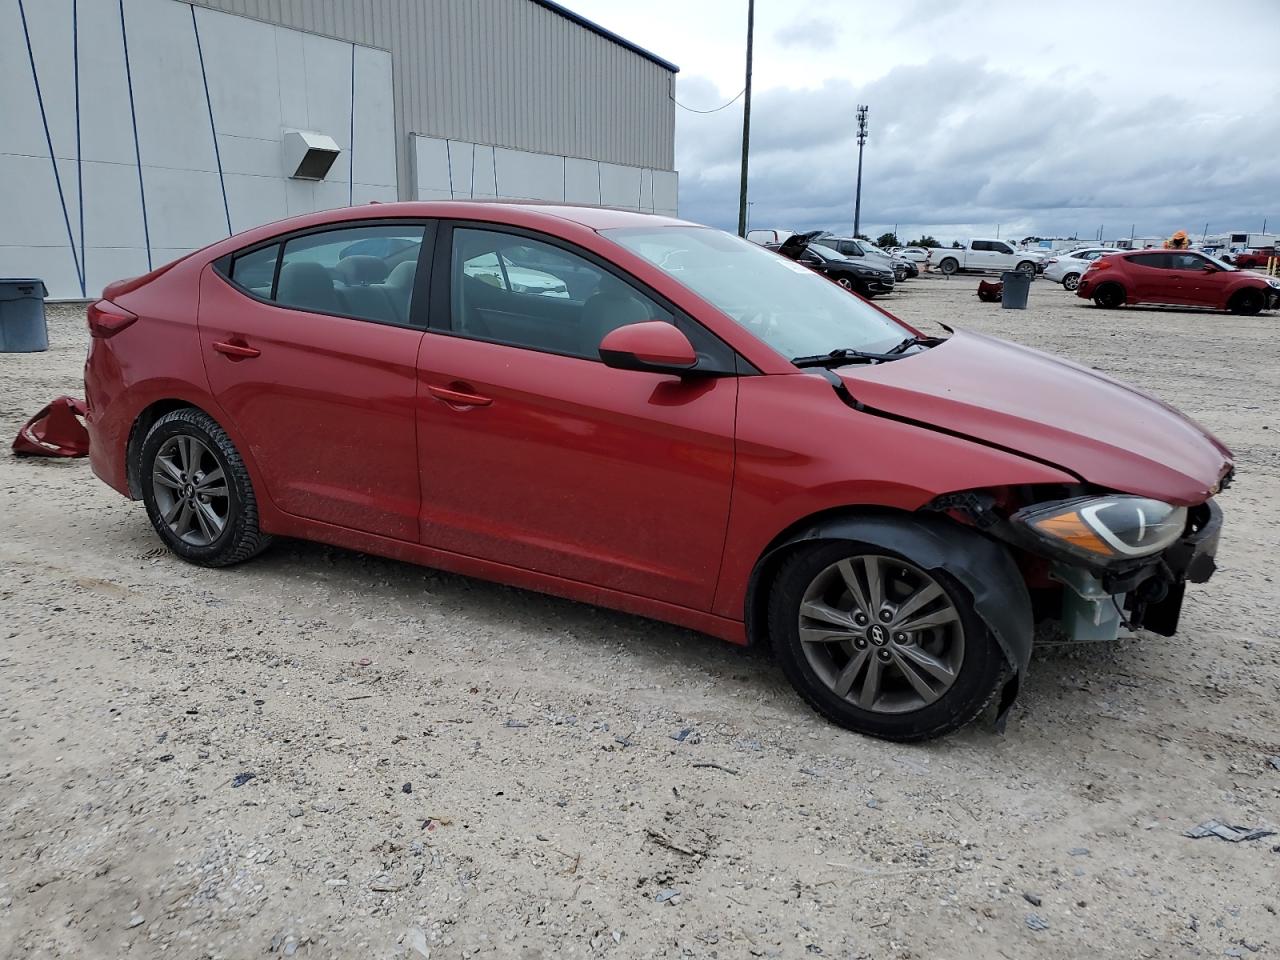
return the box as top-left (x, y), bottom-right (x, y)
top-left (1012, 495), bottom-right (1187, 563)
top-left (1266, 278), bottom-right (1280, 289)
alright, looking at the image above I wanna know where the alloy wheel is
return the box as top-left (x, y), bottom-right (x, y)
top-left (797, 555), bottom-right (965, 714)
top-left (1063, 273), bottom-right (1080, 291)
top-left (151, 435), bottom-right (230, 547)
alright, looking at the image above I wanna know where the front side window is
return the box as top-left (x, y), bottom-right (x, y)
top-left (604, 226), bottom-right (910, 361)
top-left (233, 223), bottom-right (427, 326)
top-left (450, 227), bottom-right (673, 360)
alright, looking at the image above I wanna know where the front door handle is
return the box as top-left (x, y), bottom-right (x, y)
top-left (212, 340), bottom-right (261, 359)
top-left (427, 383), bottom-right (492, 408)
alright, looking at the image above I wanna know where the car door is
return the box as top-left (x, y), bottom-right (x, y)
top-left (414, 222), bottom-right (739, 611)
top-left (1125, 252), bottom-right (1178, 303)
top-left (1174, 252), bottom-right (1228, 307)
top-left (968, 240), bottom-right (994, 270)
top-left (199, 221), bottom-right (433, 541)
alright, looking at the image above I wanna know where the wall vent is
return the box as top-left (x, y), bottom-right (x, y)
top-left (283, 130), bottom-right (341, 181)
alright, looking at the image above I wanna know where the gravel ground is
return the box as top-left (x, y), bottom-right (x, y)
top-left (2, 277), bottom-right (1278, 959)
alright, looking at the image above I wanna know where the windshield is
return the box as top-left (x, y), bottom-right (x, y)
top-left (603, 226), bottom-right (908, 359)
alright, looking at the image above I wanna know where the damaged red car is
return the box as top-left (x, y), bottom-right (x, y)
top-left (83, 203), bottom-right (1233, 741)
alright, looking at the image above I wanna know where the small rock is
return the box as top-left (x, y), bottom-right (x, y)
top-left (231, 772), bottom-right (256, 788)
top-left (406, 927), bottom-right (429, 958)
top-left (287, 807), bottom-right (304, 818)
top-left (157, 754), bottom-right (174, 762)
top-left (503, 720), bottom-right (529, 729)
top-left (126, 913), bottom-right (145, 929)
top-left (1268, 756), bottom-right (1280, 772)
top-left (402, 782), bottom-right (413, 794)
top-left (670, 728), bottom-right (701, 744)
top-left (1023, 893), bottom-right (1042, 907)
top-left (1068, 847), bottom-right (1090, 857)
top-left (1025, 913), bottom-right (1049, 931)
top-left (311, 802), bottom-right (334, 813)
top-left (655, 888), bottom-right (681, 904)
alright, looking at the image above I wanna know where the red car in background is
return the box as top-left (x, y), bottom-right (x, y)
top-left (84, 202), bottom-right (1232, 741)
top-left (1077, 249), bottom-right (1279, 313)
top-left (1230, 249), bottom-right (1277, 270)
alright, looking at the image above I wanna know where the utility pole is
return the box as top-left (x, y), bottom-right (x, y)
top-left (852, 104), bottom-right (868, 238)
top-left (736, 0), bottom-right (754, 237)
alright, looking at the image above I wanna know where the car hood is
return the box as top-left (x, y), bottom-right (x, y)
top-left (838, 330), bottom-right (1232, 505)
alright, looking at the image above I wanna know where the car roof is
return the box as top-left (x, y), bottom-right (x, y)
top-left (196, 200), bottom-right (698, 262)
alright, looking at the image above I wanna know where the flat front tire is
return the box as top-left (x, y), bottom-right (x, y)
top-left (139, 408), bottom-right (272, 567)
top-left (768, 540), bottom-right (1007, 741)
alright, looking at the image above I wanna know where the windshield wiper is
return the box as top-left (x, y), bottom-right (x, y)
top-left (792, 337), bottom-right (925, 368)
top-left (791, 347), bottom-right (898, 368)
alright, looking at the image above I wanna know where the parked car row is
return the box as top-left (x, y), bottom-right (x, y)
top-left (767, 231), bottom-right (898, 298)
top-left (1042, 247), bottom-right (1121, 290)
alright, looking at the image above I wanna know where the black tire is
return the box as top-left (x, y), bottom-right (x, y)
top-left (1016, 260), bottom-right (1037, 276)
top-left (139, 408), bottom-right (272, 567)
top-left (1093, 282), bottom-right (1125, 308)
top-left (768, 540), bottom-right (1007, 741)
top-left (1062, 272), bottom-right (1081, 291)
top-left (938, 257), bottom-right (959, 276)
top-left (1229, 288), bottom-right (1265, 316)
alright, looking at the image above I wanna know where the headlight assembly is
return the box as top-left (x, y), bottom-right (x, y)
top-left (1012, 495), bottom-right (1187, 564)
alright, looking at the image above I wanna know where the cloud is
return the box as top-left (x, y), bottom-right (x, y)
top-left (774, 17), bottom-right (840, 51)
top-left (674, 56), bottom-right (1280, 243)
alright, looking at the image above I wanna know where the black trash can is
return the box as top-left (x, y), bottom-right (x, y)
top-left (1000, 270), bottom-right (1031, 310)
top-left (0, 279), bottom-right (50, 352)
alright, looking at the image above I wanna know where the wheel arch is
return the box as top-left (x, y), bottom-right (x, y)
top-left (125, 399), bottom-right (275, 526)
top-left (743, 506), bottom-right (1034, 682)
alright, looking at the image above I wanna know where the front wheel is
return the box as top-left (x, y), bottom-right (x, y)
top-left (769, 542), bottom-right (1007, 741)
top-left (139, 408), bottom-right (272, 567)
top-left (1229, 288), bottom-right (1265, 315)
top-left (1062, 272), bottom-right (1081, 291)
top-left (1016, 260), bottom-right (1037, 276)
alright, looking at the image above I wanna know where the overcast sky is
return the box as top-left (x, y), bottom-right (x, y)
top-left (569, 0), bottom-right (1280, 244)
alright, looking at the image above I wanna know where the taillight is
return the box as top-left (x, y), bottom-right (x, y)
top-left (87, 300), bottom-right (138, 338)
top-left (1087, 259), bottom-right (1113, 272)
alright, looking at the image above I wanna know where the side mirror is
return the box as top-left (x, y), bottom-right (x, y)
top-left (599, 321), bottom-right (698, 374)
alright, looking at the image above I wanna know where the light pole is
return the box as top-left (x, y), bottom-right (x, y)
top-left (852, 105), bottom-right (868, 238)
top-left (736, 0), bottom-right (755, 237)
top-left (746, 201), bottom-right (754, 233)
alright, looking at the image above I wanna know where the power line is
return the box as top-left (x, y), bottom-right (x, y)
top-left (670, 87), bottom-right (746, 114)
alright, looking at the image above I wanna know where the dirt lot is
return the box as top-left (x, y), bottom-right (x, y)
top-left (2, 277), bottom-right (1278, 960)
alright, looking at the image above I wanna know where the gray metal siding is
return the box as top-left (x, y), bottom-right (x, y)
top-left (187, 0), bottom-right (676, 200)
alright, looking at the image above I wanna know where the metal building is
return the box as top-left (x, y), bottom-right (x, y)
top-left (1, 0), bottom-right (679, 299)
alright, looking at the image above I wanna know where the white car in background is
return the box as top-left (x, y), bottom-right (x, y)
top-left (1043, 247), bottom-right (1121, 291)
top-left (890, 246), bottom-right (930, 263)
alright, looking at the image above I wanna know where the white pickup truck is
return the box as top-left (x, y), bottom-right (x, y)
top-left (929, 239), bottom-right (1043, 276)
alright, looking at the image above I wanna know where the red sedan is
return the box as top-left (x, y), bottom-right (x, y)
top-left (84, 203), bottom-right (1232, 741)
top-left (1077, 249), bottom-right (1279, 313)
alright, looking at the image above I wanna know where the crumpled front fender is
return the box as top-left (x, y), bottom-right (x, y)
top-left (748, 511), bottom-right (1034, 682)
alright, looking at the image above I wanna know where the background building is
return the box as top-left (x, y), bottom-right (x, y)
top-left (2, 0), bottom-right (679, 299)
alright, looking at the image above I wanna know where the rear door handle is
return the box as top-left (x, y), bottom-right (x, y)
top-left (213, 340), bottom-right (261, 359)
top-left (427, 383), bottom-right (492, 408)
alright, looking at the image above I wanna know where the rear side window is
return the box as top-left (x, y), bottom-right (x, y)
top-left (224, 223), bottom-right (428, 328)
top-left (230, 245), bottom-right (278, 298)
top-left (1129, 253), bottom-right (1168, 268)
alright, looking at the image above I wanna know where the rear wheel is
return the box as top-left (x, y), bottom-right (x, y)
top-left (769, 541), bottom-right (1007, 741)
top-left (1093, 283), bottom-right (1125, 308)
top-left (938, 257), bottom-right (959, 276)
top-left (1062, 272), bottom-right (1081, 291)
top-left (139, 408), bottom-right (272, 567)
top-left (1229, 288), bottom-right (1265, 315)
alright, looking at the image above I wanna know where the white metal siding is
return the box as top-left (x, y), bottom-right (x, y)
top-left (189, 0), bottom-right (677, 200)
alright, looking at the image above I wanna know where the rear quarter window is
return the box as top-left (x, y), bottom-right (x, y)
top-left (230, 245), bottom-right (279, 298)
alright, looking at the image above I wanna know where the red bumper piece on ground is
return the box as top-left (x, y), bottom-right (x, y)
top-left (977, 279), bottom-right (1004, 303)
top-left (12, 396), bottom-right (91, 458)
